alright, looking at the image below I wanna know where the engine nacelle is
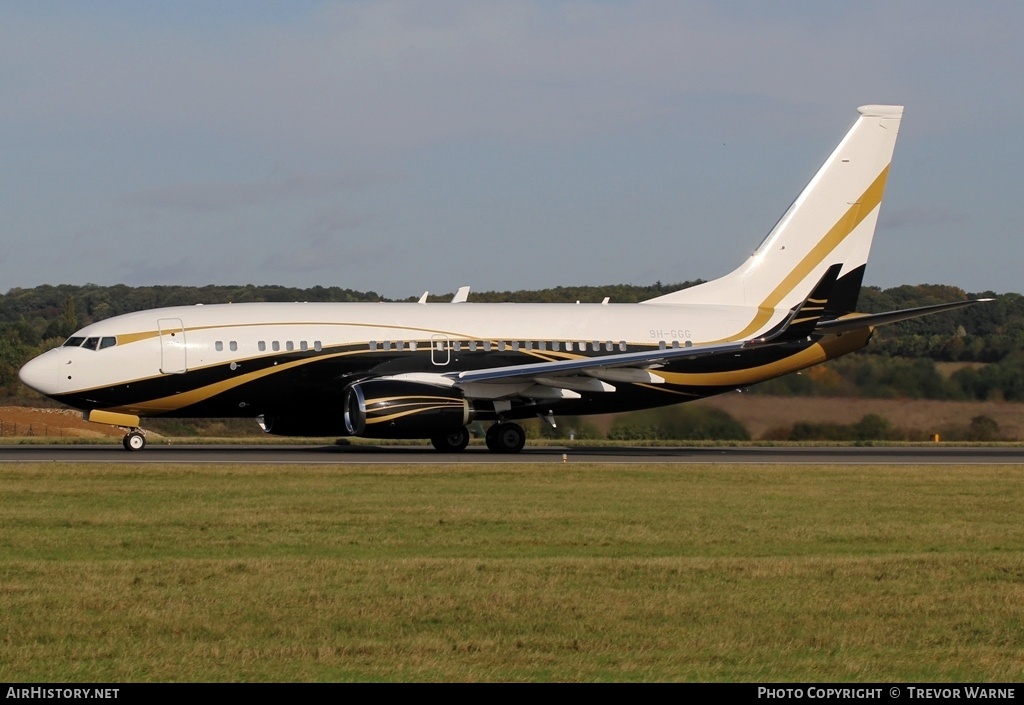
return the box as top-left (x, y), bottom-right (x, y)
top-left (344, 379), bottom-right (473, 439)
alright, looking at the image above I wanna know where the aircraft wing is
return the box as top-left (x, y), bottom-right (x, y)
top-left (450, 338), bottom-right (755, 387)
top-left (452, 265), bottom-right (844, 390)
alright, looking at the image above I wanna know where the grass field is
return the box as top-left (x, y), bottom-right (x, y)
top-left (1, 462), bottom-right (1023, 682)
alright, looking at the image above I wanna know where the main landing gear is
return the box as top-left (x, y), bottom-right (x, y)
top-left (485, 422), bottom-right (526, 454)
top-left (430, 427), bottom-right (471, 452)
top-left (428, 422), bottom-right (527, 453)
top-left (122, 428), bottom-right (147, 451)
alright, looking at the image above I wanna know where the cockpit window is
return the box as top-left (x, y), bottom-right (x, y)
top-left (70, 336), bottom-right (117, 351)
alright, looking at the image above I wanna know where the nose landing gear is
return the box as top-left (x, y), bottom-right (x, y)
top-left (122, 429), bottom-right (147, 451)
top-left (82, 410), bottom-right (149, 452)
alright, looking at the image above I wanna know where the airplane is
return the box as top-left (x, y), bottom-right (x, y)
top-left (18, 104), bottom-right (990, 452)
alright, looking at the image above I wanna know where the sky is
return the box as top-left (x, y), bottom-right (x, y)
top-left (2, 1), bottom-right (1022, 299)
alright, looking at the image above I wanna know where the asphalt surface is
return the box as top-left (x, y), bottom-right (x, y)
top-left (2, 443), bottom-right (1023, 464)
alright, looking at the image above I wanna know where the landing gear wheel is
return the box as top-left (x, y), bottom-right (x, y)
top-left (485, 422), bottom-right (526, 454)
top-left (122, 430), bottom-right (146, 451)
top-left (431, 427), bottom-right (470, 452)
top-left (485, 424), bottom-right (501, 452)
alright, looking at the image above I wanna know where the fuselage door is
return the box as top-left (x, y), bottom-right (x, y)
top-left (430, 334), bottom-right (450, 366)
top-left (158, 318), bottom-right (187, 374)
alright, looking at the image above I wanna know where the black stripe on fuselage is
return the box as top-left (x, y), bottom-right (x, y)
top-left (50, 337), bottom-right (829, 419)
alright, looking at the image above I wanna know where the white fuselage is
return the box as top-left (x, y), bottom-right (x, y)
top-left (24, 300), bottom-right (789, 402)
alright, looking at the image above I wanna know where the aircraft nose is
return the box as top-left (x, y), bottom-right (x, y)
top-left (19, 351), bottom-right (59, 396)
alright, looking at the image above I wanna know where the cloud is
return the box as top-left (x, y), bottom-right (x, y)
top-left (122, 170), bottom-right (396, 211)
top-left (263, 239), bottom-right (395, 277)
top-left (115, 255), bottom-right (211, 286)
top-left (880, 206), bottom-right (968, 230)
top-left (5, 1), bottom-right (1020, 156)
top-left (3, 2), bottom-right (1024, 293)
top-left (255, 207), bottom-right (393, 276)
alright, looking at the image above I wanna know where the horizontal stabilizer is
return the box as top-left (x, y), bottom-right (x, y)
top-left (814, 298), bottom-right (993, 334)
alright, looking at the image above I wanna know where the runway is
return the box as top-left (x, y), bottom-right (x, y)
top-left (2, 443), bottom-right (1024, 464)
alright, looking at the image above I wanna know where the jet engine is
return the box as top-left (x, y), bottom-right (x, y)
top-left (344, 379), bottom-right (474, 438)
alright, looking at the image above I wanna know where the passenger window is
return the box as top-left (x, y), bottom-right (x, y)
top-left (619, 341), bottom-right (627, 351)
top-left (258, 341), bottom-right (266, 352)
top-left (300, 341), bottom-right (308, 352)
top-left (230, 341), bottom-right (238, 352)
top-left (215, 341), bottom-right (224, 352)
top-left (511, 341), bottom-right (520, 351)
top-left (469, 341), bottom-right (478, 352)
top-left (272, 341), bottom-right (281, 352)
top-left (314, 341), bottom-right (322, 352)
top-left (396, 341), bottom-right (405, 351)
top-left (286, 341), bottom-right (294, 352)
top-left (497, 342), bottom-right (506, 352)
top-left (369, 341), bottom-right (378, 351)
top-left (483, 341), bottom-right (492, 352)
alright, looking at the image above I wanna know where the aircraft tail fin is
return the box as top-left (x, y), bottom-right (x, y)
top-left (750, 263), bottom-right (843, 344)
top-left (643, 105), bottom-right (904, 330)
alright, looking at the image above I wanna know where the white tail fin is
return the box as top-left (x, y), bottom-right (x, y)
top-left (644, 105), bottom-right (903, 332)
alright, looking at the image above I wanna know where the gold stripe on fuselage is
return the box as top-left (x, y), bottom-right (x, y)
top-left (651, 329), bottom-right (871, 388)
top-left (105, 349), bottom-right (368, 414)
